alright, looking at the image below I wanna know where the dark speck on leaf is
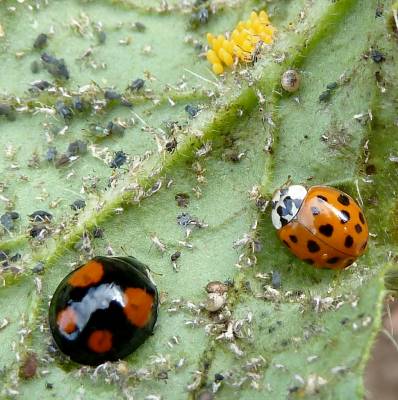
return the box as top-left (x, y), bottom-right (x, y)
top-left (370, 49), bottom-right (385, 63)
top-left (71, 199), bottom-right (86, 211)
top-left (33, 33), bottom-right (48, 49)
top-left (185, 104), bottom-right (199, 117)
top-left (319, 90), bottom-right (331, 102)
top-left (110, 151), bottom-right (127, 168)
top-left (45, 383), bottom-right (54, 390)
top-left (129, 78), bottom-right (145, 91)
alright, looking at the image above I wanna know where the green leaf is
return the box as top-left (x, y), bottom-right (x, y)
top-left (0, 0), bottom-right (397, 399)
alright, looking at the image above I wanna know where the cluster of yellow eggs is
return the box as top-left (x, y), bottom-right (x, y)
top-left (206, 10), bottom-right (275, 75)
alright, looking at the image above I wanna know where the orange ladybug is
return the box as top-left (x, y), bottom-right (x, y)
top-left (271, 185), bottom-right (368, 269)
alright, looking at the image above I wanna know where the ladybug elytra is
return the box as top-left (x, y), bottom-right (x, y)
top-left (49, 256), bottom-right (158, 365)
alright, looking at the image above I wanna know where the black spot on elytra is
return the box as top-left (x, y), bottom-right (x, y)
top-left (289, 235), bottom-right (298, 243)
top-left (303, 258), bottom-right (314, 265)
top-left (319, 224), bottom-right (334, 237)
top-left (317, 195), bottom-right (328, 202)
top-left (344, 235), bottom-right (354, 248)
top-left (339, 210), bottom-right (350, 224)
top-left (307, 240), bottom-right (320, 253)
top-left (311, 206), bottom-right (320, 216)
top-left (355, 224), bottom-right (363, 233)
top-left (283, 240), bottom-right (290, 248)
top-left (337, 194), bottom-right (350, 206)
top-left (359, 212), bottom-right (365, 224)
top-left (327, 257), bottom-right (340, 264)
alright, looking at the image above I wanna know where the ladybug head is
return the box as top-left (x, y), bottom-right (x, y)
top-left (271, 185), bottom-right (307, 230)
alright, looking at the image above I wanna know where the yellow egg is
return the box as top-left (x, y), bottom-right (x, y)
top-left (250, 11), bottom-right (259, 22)
top-left (212, 63), bottom-right (224, 75)
top-left (207, 49), bottom-right (220, 65)
top-left (222, 40), bottom-right (234, 54)
top-left (218, 48), bottom-right (234, 66)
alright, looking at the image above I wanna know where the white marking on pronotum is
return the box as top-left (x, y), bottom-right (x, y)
top-left (271, 185), bottom-right (307, 230)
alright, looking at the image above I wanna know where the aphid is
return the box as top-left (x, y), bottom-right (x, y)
top-left (29, 225), bottom-right (48, 239)
top-left (281, 69), bottom-right (300, 92)
top-left (48, 256), bottom-right (158, 365)
top-left (104, 90), bottom-right (121, 101)
top-left (175, 192), bottom-right (190, 207)
top-left (189, 8), bottom-right (209, 29)
top-left (72, 97), bottom-right (85, 112)
top-left (326, 82), bottom-right (338, 90)
top-left (131, 22), bottom-right (146, 32)
top-left (0, 211), bottom-right (19, 230)
top-left (33, 33), bottom-right (48, 49)
top-left (30, 60), bottom-right (40, 74)
top-left (271, 184), bottom-right (369, 269)
top-left (110, 151), bottom-right (127, 168)
top-left (106, 121), bottom-right (126, 136)
top-left (29, 80), bottom-right (53, 91)
top-left (29, 210), bottom-right (53, 222)
top-left (0, 103), bottom-right (15, 121)
top-left (128, 78), bottom-right (145, 92)
top-left (70, 199), bottom-right (86, 211)
top-left (165, 137), bottom-right (177, 153)
top-left (319, 90), bottom-right (331, 102)
top-left (185, 104), bottom-right (199, 117)
top-left (55, 101), bottom-right (73, 120)
top-left (66, 140), bottom-right (87, 157)
top-left (370, 49), bottom-right (385, 63)
top-left (96, 30), bottom-right (106, 44)
top-left (41, 52), bottom-right (70, 80)
top-left (92, 226), bottom-right (104, 239)
top-left (32, 262), bottom-right (45, 274)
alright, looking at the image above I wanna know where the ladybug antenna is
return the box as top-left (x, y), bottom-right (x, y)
top-left (120, 246), bottom-right (164, 277)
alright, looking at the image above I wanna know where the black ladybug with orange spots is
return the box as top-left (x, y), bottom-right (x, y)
top-left (48, 256), bottom-right (158, 365)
